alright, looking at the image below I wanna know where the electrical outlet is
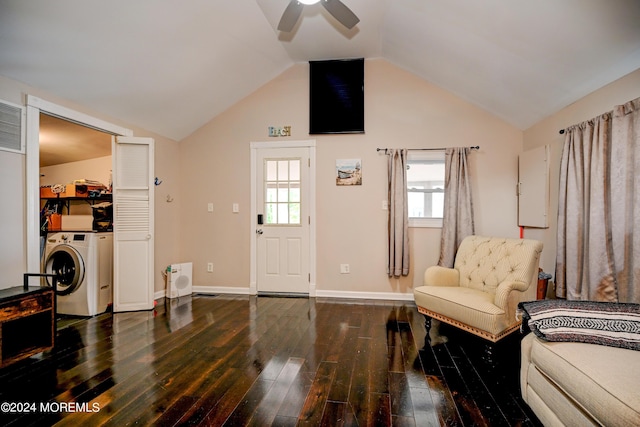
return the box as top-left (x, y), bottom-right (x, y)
top-left (382, 200), bottom-right (389, 210)
top-left (207, 203), bottom-right (214, 212)
top-left (207, 262), bottom-right (213, 272)
top-left (232, 203), bottom-right (239, 213)
top-left (340, 264), bottom-right (350, 274)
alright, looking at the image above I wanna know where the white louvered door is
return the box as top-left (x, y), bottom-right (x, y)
top-left (112, 136), bottom-right (155, 312)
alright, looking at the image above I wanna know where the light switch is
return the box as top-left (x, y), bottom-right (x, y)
top-left (232, 203), bottom-right (239, 213)
top-left (207, 203), bottom-right (213, 212)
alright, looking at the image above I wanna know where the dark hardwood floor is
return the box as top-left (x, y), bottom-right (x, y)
top-left (0, 295), bottom-right (541, 426)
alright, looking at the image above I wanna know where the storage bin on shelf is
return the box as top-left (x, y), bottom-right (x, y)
top-left (40, 183), bottom-right (106, 198)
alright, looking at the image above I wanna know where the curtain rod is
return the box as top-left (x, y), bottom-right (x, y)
top-left (376, 146), bottom-right (479, 153)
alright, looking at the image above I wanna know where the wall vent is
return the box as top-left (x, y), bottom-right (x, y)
top-left (0, 99), bottom-right (25, 154)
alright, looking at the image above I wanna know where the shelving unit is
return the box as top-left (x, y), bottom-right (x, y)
top-left (41, 194), bottom-right (112, 215)
top-left (41, 194), bottom-right (112, 232)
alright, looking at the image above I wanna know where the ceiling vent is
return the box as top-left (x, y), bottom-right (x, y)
top-left (0, 99), bottom-right (25, 154)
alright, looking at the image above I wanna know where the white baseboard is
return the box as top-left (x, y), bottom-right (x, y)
top-left (155, 286), bottom-right (251, 300)
top-left (192, 286), bottom-right (252, 295)
top-left (157, 287), bottom-right (414, 301)
top-left (314, 290), bottom-right (415, 301)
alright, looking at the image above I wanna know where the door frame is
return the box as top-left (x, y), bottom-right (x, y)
top-left (249, 140), bottom-right (316, 296)
top-left (25, 95), bottom-right (133, 273)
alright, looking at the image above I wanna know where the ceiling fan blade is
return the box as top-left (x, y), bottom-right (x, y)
top-left (278, 1), bottom-right (305, 32)
top-left (321, 0), bottom-right (360, 29)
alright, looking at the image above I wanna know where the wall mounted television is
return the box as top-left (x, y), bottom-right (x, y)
top-left (309, 58), bottom-right (364, 134)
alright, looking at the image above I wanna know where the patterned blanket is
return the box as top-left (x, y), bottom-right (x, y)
top-left (517, 300), bottom-right (640, 351)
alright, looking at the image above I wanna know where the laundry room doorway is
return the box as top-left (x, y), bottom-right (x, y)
top-left (39, 113), bottom-right (114, 319)
top-left (26, 95), bottom-right (155, 313)
top-left (39, 113), bottom-right (113, 237)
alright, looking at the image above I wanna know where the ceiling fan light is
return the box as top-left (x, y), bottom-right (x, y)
top-left (298, 0), bottom-right (320, 5)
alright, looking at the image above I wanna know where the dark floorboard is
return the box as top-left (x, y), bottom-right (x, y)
top-left (0, 295), bottom-right (542, 426)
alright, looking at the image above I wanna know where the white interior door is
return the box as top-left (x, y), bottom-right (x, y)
top-left (256, 146), bottom-right (310, 294)
top-left (112, 136), bottom-right (154, 311)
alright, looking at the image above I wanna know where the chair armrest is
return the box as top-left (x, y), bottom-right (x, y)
top-left (424, 266), bottom-right (460, 287)
top-left (494, 280), bottom-right (529, 315)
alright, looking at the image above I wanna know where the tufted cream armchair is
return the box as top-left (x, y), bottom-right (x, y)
top-left (414, 235), bottom-right (543, 343)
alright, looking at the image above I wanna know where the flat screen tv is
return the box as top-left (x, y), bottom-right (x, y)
top-left (309, 58), bottom-right (364, 134)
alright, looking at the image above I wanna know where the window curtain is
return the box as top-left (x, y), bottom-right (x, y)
top-left (556, 114), bottom-right (613, 300)
top-left (387, 149), bottom-right (410, 277)
top-left (556, 97), bottom-right (639, 303)
top-left (611, 98), bottom-right (639, 303)
top-left (438, 147), bottom-right (475, 268)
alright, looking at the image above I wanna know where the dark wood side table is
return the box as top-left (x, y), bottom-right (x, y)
top-left (537, 270), bottom-right (552, 300)
top-left (0, 286), bottom-right (55, 367)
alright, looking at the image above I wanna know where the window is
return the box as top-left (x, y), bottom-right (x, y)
top-left (406, 151), bottom-right (445, 228)
top-left (264, 158), bottom-right (301, 225)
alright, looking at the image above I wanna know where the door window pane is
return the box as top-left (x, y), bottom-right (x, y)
top-left (290, 160), bottom-right (300, 181)
top-left (266, 161), bottom-right (278, 181)
top-left (289, 203), bottom-right (300, 223)
top-left (289, 183), bottom-right (300, 203)
top-left (278, 183), bottom-right (289, 202)
top-left (264, 158), bottom-right (302, 225)
top-left (278, 204), bottom-right (289, 224)
top-left (266, 183), bottom-right (278, 203)
top-left (278, 161), bottom-right (289, 180)
top-left (266, 203), bottom-right (277, 224)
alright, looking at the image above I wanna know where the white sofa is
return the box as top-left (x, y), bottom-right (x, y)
top-left (517, 298), bottom-right (640, 427)
top-left (521, 333), bottom-right (640, 426)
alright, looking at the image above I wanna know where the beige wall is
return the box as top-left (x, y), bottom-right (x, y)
top-left (179, 59), bottom-right (524, 297)
top-left (523, 68), bottom-right (640, 293)
top-left (7, 61), bottom-right (634, 297)
top-left (40, 156), bottom-right (112, 187)
top-left (0, 74), bottom-right (180, 291)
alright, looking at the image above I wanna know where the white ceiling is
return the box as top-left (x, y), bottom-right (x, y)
top-left (1, 0), bottom-right (640, 144)
top-left (39, 114), bottom-right (112, 167)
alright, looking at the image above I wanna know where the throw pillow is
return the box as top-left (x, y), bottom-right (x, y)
top-left (518, 300), bottom-right (640, 351)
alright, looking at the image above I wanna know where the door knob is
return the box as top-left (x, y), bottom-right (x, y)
top-left (256, 229), bottom-right (263, 235)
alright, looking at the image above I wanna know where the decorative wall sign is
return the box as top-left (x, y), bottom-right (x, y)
top-left (336, 159), bottom-right (362, 186)
top-left (268, 126), bottom-right (291, 137)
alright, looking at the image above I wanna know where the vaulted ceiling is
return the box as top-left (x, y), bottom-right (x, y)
top-left (1, 0), bottom-right (640, 142)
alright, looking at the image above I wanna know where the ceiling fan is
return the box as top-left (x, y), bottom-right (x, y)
top-left (277, 0), bottom-right (360, 32)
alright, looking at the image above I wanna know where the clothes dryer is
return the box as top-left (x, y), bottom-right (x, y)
top-left (43, 232), bottom-right (113, 316)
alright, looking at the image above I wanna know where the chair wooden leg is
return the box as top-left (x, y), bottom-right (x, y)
top-left (423, 315), bottom-right (448, 346)
top-left (422, 315), bottom-right (432, 348)
top-left (423, 314), bottom-right (431, 331)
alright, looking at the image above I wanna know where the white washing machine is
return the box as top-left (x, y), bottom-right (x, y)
top-left (43, 232), bottom-right (113, 316)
